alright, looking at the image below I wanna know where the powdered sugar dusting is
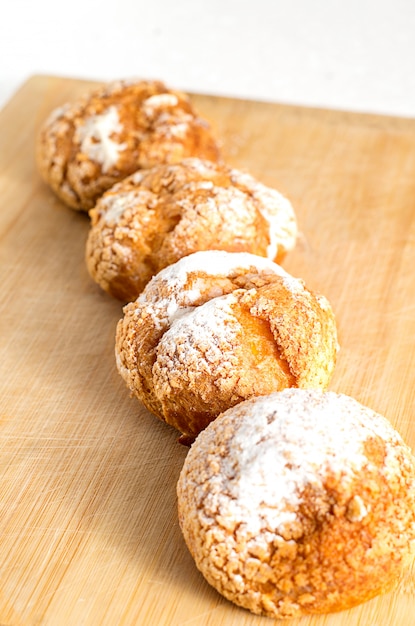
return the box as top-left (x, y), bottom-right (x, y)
top-left (148, 274), bottom-right (207, 327)
top-left (168, 122), bottom-right (190, 138)
top-left (134, 251), bottom-right (305, 330)
top-left (99, 189), bottom-right (156, 225)
top-left (45, 102), bottom-right (72, 125)
top-left (75, 105), bottom-right (127, 172)
top-left (152, 293), bottom-right (245, 411)
top-left (155, 293), bottom-right (240, 381)
top-left (188, 389), bottom-right (405, 536)
top-left (230, 169), bottom-right (297, 260)
top-left (143, 93), bottom-right (179, 117)
top-left (185, 180), bottom-right (214, 191)
top-left (256, 186), bottom-right (297, 260)
top-left (184, 157), bottom-right (218, 177)
top-left (150, 250), bottom-right (289, 292)
top-left (316, 294), bottom-right (331, 311)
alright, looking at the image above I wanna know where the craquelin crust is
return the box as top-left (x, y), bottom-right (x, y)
top-left (36, 79), bottom-right (221, 211)
top-left (34, 74), bottom-right (415, 623)
top-left (85, 158), bottom-right (297, 301)
top-left (177, 389), bottom-right (415, 619)
top-left (115, 251), bottom-right (338, 440)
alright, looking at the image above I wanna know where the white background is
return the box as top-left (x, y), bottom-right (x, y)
top-left (1, 0), bottom-right (415, 117)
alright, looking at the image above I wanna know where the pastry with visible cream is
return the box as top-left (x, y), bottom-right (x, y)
top-left (36, 79), bottom-right (221, 211)
top-left (115, 251), bottom-right (337, 442)
top-left (86, 158), bottom-right (297, 301)
top-left (177, 389), bottom-right (415, 618)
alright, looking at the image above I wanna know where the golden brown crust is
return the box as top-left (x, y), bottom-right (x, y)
top-left (177, 389), bottom-right (415, 618)
top-left (85, 158), bottom-right (297, 302)
top-left (115, 251), bottom-right (338, 439)
top-left (36, 80), bottom-right (221, 211)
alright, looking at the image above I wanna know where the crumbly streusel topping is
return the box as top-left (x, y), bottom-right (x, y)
top-left (86, 159), bottom-right (298, 301)
top-left (177, 389), bottom-right (415, 618)
top-left (36, 81), bottom-right (221, 211)
top-left (115, 252), bottom-right (338, 438)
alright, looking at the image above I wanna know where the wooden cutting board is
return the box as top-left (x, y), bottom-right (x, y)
top-left (1, 75), bottom-right (415, 626)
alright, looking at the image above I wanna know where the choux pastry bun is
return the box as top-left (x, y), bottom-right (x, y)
top-left (36, 79), bottom-right (220, 211)
top-left (86, 158), bottom-right (297, 302)
top-left (115, 251), bottom-right (338, 442)
top-left (177, 389), bottom-right (415, 618)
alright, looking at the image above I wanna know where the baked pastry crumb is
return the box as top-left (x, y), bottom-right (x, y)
top-left (86, 157), bottom-right (297, 301)
top-left (177, 389), bottom-right (415, 618)
top-left (36, 79), bottom-right (221, 211)
top-left (115, 251), bottom-right (338, 440)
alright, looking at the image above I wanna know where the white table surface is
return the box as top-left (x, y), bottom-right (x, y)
top-left (1, 0), bottom-right (415, 117)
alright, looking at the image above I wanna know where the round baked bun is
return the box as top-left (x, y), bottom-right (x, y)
top-left (86, 158), bottom-right (297, 301)
top-left (115, 251), bottom-right (338, 442)
top-left (36, 79), bottom-right (221, 211)
top-left (177, 389), bottom-right (415, 619)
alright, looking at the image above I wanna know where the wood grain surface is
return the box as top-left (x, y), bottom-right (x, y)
top-left (1, 75), bottom-right (415, 626)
